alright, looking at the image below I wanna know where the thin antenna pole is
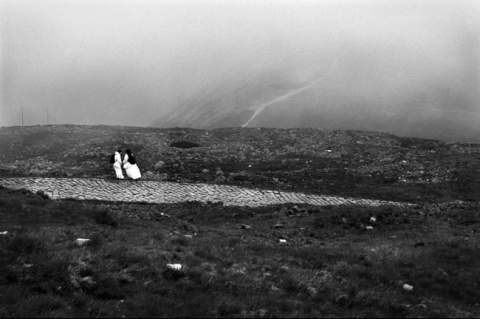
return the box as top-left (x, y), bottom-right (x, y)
top-left (22, 108), bottom-right (24, 126)
top-left (47, 107), bottom-right (49, 125)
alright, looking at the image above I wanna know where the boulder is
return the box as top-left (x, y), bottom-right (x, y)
top-left (75, 238), bottom-right (91, 246)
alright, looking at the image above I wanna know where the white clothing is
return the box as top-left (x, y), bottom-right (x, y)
top-left (113, 152), bottom-right (124, 179)
top-left (123, 154), bottom-right (141, 180)
top-left (123, 162), bottom-right (141, 180)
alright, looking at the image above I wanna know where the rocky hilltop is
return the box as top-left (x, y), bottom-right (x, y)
top-left (1, 124), bottom-right (479, 203)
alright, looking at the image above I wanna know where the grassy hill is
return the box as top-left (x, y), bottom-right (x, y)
top-left (1, 181), bottom-right (480, 317)
top-left (1, 125), bottom-right (480, 317)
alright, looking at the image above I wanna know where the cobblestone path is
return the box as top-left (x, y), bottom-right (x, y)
top-left (0, 177), bottom-right (410, 207)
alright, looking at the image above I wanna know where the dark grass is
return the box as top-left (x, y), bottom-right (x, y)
top-left (170, 141), bottom-right (200, 149)
top-left (1, 186), bottom-right (480, 317)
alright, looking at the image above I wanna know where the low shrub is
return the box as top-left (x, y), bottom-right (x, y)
top-left (170, 141), bottom-right (200, 149)
top-left (92, 210), bottom-right (118, 227)
top-left (92, 277), bottom-right (126, 300)
top-left (35, 190), bottom-right (50, 200)
top-left (170, 236), bottom-right (189, 246)
top-left (7, 235), bottom-right (45, 255)
top-left (17, 294), bottom-right (66, 317)
top-left (162, 268), bottom-right (186, 281)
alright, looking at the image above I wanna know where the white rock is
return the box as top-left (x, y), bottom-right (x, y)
top-left (0, 231), bottom-right (8, 235)
top-left (369, 217), bottom-right (376, 223)
top-left (279, 239), bottom-right (287, 243)
top-left (75, 238), bottom-right (91, 246)
top-left (167, 263), bottom-right (182, 270)
top-left (403, 284), bottom-right (413, 291)
top-left (365, 226), bottom-right (374, 230)
top-left (154, 161), bottom-right (165, 169)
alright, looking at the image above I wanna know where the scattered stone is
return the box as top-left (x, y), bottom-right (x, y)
top-left (279, 239), bottom-right (287, 243)
top-left (414, 304), bottom-right (427, 310)
top-left (365, 226), bottom-right (374, 230)
top-left (273, 223), bottom-right (285, 229)
top-left (201, 169), bottom-right (210, 174)
top-left (270, 284), bottom-right (281, 292)
top-left (154, 161), bottom-right (165, 169)
top-left (438, 268), bottom-right (449, 276)
top-left (0, 231), bottom-right (8, 235)
top-left (241, 224), bottom-right (253, 230)
top-left (369, 217), bottom-right (376, 223)
top-left (307, 286), bottom-right (318, 297)
top-left (80, 276), bottom-right (96, 287)
top-left (166, 263), bottom-right (183, 270)
top-left (262, 265), bottom-right (272, 272)
top-left (403, 284), bottom-right (413, 291)
top-left (75, 238), bottom-right (91, 246)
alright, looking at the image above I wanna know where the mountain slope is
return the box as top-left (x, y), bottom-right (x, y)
top-left (153, 44), bottom-right (480, 143)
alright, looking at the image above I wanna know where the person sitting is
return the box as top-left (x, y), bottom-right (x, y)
top-left (113, 150), bottom-right (124, 180)
top-left (123, 149), bottom-right (141, 180)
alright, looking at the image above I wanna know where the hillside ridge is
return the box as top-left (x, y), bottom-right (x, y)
top-left (1, 124), bottom-right (479, 203)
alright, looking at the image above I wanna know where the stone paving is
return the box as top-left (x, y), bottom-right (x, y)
top-left (0, 177), bottom-right (410, 207)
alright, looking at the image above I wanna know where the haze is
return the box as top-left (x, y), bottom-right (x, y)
top-left (1, 0), bottom-right (479, 142)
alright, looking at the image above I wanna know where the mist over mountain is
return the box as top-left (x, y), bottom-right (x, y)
top-left (154, 3), bottom-right (480, 143)
top-left (2, 0), bottom-right (479, 143)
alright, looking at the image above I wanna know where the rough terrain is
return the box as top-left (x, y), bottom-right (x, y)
top-left (1, 125), bottom-right (480, 318)
top-left (1, 125), bottom-right (479, 204)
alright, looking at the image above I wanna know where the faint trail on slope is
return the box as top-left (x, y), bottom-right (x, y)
top-left (241, 61), bottom-right (339, 128)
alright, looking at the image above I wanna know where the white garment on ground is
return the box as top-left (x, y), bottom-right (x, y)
top-left (123, 154), bottom-right (141, 180)
top-left (113, 152), bottom-right (124, 179)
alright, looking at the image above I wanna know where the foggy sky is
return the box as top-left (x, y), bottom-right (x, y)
top-left (1, 0), bottom-right (479, 137)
